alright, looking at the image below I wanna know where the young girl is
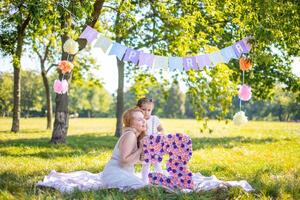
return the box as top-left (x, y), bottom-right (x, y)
top-left (136, 97), bottom-right (164, 183)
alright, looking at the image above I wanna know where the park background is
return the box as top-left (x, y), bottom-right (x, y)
top-left (1, 0), bottom-right (300, 199)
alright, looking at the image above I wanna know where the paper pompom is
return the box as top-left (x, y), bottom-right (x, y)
top-left (233, 111), bottom-right (248, 125)
top-left (63, 38), bottom-right (79, 55)
top-left (238, 84), bottom-right (252, 101)
top-left (53, 79), bottom-right (68, 94)
top-left (58, 60), bottom-right (74, 74)
top-left (239, 57), bottom-right (252, 71)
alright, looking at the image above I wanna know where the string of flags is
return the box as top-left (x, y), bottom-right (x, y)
top-left (79, 26), bottom-right (252, 71)
top-left (53, 25), bottom-right (253, 125)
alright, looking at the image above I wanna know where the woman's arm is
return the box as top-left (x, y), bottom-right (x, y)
top-left (118, 132), bottom-right (143, 165)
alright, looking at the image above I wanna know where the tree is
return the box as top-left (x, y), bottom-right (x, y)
top-left (0, 1), bottom-right (31, 132)
top-left (50, 0), bottom-right (105, 144)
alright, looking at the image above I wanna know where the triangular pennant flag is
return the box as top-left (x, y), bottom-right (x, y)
top-left (169, 57), bottom-right (183, 71)
top-left (139, 52), bottom-right (155, 68)
top-left (221, 46), bottom-right (237, 63)
top-left (233, 40), bottom-right (248, 57)
top-left (183, 56), bottom-right (198, 71)
top-left (108, 42), bottom-right (127, 60)
top-left (242, 37), bottom-right (252, 53)
top-left (94, 35), bottom-right (112, 53)
top-left (153, 56), bottom-right (169, 70)
top-left (209, 51), bottom-right (224, 66)
top-left (196, 54), bottom-right (211, 69)
top-left (79, 26), bottom-right (99, 44)
top-left (123, 48), bottom-right (140, 64)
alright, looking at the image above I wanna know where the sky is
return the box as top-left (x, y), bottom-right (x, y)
top-left (0, 50), bottom-right (299, 94)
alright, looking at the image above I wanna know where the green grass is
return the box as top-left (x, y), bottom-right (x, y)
top-left (0, 118), bottom-right (299, 199)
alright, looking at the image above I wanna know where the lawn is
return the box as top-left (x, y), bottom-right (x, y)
top-left (0, 118), bottom-right (299, 199)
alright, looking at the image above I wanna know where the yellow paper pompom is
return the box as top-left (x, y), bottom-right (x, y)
top-left (233, 111), bottom-right (248, 125)
top-left (63, 38), bottom-right (79, 55)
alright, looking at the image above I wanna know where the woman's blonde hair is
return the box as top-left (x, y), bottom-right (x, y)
top-left (122, 107), bottom-right (146, 147)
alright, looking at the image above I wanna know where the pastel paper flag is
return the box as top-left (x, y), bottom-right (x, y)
top-left (169, 57), bottom-right (183, 71)
top-left (208, 51), bottom-right (224, 66)
top-left (123, 48), bottom-right (140, 64)
top-left (79, 26), bottom-right (99, 44)
top-left (242, 37), bottom-right (252, 52)
top-left (94, 35), bottom-right (112, 53)
top-left (153, 56), bottom-right (169, 70)
top-left (108, 42), bottom-right (127, 60)
top-left (183, 57), bottom-right (198, 71)
top-left (196, 54), bottom-right (211, 69)
top-left (139, 52), bottom-right (155, 68)
top-left (221, 46), bottom-right (237, 63)
top-left (233, 40), bottom-right (248, 57)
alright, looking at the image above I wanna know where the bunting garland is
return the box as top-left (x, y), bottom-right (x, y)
top-left (79, 26), bottom-right (252, 72)
top-left (57, 26), bottom-right (254, 124)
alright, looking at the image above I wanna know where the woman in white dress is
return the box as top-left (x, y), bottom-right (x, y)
top-left (101, 107), bottom-right (147, 190)
top-left (37, 107), bottom-right (148, 192)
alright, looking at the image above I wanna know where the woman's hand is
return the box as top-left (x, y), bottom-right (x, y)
top-left (139, 138), bottom-right (145, 161)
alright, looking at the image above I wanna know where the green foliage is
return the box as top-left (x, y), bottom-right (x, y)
top-left (0, 72), bottom-right (13, 117)
top-left (20, 70), bottom-right (44, 117)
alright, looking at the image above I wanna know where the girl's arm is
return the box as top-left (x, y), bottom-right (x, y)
top-left (157, 124), bottom-right (164, 134)
top-left (118, 132), bottom-right (143, 165)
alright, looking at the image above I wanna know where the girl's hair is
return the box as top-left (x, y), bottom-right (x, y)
top-left (122, 107), bottom-right (146, 147)
top-left (136, 97), bottom-right (154, 107)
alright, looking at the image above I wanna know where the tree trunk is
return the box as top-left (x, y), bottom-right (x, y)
top-left (11, 66), bottom-right (21, 132)
top-left (11, 15), bottom-right (31, 132)
top-left (41, 70), bottom-right (52, 129)
top-left (51, 0), bottom-right (104, 143)
top-left (114, 58), bottom-right (124, 137)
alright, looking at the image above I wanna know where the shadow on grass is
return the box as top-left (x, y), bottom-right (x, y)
top-left (192, 136), bottom-right (278, 150)
top-left (0, 134), bottom-right (117, 158)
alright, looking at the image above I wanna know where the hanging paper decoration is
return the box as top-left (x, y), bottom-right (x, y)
top-left (153, 56), bottom-right (169, 70)
top-left (79, 26), bottom-right (99, 44)
top-left (139, 52), bottom-right (155, 68)
top-left (123, 48), bottom-right (140, 64)
top-left (238, 84), bottom-right (252, 101)
top-left (239, 57), bottom-right (252, 71)
top-left (233, 40), bottom-right (249, 57)
top-left (221, 46), bottom-right (237, 63)
top-left (53, 79), bottom-right (69, 94)
top-left (169, 57), bottom-right (183, 71)
top-left (183, 56), bottom-right (198, 71)
top-left (233, 111), bottom-right (248, 125)
top-left (94, 35), bottom-right (112, 53)
top-left (58, 60), bottom-right (74, 74)
top-left (196, 54), bottom-right (211, 69)
top-left (79, 26), bottom-right (252, 72)
top-left (108, 42), bottom-right (127, 60)
top-left (209, 51), bottom-right (224, 66)
top-left (63, 38), bottom-right (79, 55)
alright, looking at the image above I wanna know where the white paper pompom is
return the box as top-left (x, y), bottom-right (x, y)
top-left (63, 38), bottom-right (79, 55)
top-left (233, 111), bottom-right (248, 125)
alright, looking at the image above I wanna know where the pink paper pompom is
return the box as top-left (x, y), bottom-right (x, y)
top-left (238, 84), bottom-right (252, 101)
top-left (53, 79), bottom-right (69, 94)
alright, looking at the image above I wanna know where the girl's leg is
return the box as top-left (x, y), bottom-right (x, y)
top-left (141, 163), bottom-right (150, 184)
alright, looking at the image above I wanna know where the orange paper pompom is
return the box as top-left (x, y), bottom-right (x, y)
top-left (239, 57), bottom-right (252, 71)
top-left (58, 60), bottom-right (74, 74)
